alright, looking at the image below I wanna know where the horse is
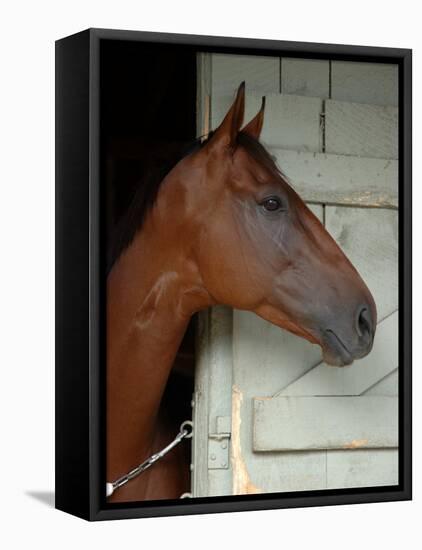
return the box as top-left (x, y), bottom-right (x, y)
top-left (106, 82), bottom-right (377, 502)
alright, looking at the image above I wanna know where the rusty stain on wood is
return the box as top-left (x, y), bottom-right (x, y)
top-left (231, 385), bottom-right (262, 495)
top-left (343, 439), bottom-right (369, 449)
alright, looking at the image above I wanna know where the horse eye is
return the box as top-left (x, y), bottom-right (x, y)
top-left (260, 196), bottom-right (284, 212)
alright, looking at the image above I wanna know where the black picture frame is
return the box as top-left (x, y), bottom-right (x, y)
top-left (55, 28), bottom-right (412, 521)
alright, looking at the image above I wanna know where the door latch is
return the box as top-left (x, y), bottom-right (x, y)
top-left (208, 416), bottom-right (231, 470)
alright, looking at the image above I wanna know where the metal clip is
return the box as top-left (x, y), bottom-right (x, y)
top-left (106, 420), bottom-right (193, 497)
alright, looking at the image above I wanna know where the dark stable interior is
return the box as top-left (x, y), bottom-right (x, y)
top-left (100, 39), bottom-right (197, 478)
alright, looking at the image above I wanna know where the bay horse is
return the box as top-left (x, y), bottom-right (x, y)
top-left (106, 82), bottom-right (376, 502)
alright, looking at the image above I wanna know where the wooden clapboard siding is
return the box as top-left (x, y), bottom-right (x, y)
top-left (281, 58), bottom-right (330, 98)
top-left (211, 53), bottom-right (280, 97)
top-left (325, 100), bottom-right (398, 159)
top-left (331, 61), bottom-right (399, 106)
top-left (253, 396), bottom-right (398, 451)
top-left (273, 149), bottom-right (398, 208)
top-left (212, 93), bottom-right (323, 152)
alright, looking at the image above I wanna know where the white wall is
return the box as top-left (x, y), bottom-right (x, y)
top-left (0, 1), bottom-right (419, 549)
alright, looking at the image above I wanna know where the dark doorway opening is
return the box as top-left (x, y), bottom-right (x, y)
top-left (100, 39), bottom-right (197, 495)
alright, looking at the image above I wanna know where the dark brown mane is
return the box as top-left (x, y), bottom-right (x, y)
top-left (107, 135), bottom-right (212, 271)
top-left (108, 131), bottom-right (282, 271)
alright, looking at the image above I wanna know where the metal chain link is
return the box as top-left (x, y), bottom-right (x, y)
top-left (106, 420), bottom-right (193, 497)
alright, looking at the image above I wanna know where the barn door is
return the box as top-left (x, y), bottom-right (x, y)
top-left (192, 53), bottom-right (398, 496)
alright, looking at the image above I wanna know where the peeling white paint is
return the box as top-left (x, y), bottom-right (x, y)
top-left (231, 385), bottom-right (261, 495)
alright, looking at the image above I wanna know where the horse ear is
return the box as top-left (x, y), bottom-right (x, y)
top-left (208, 81), bottom-right (245, 151)
top-left (241, 96), bottom-right (266, 140)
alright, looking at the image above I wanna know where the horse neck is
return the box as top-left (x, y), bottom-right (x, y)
top-left (106, 214), bottom-right (210, 479)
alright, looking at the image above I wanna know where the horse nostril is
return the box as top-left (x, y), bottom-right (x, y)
top-left (356, 306), bottom-right (372, 340)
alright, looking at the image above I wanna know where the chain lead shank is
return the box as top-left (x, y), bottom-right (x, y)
top-left (106, 420), bottom-right (193, 497)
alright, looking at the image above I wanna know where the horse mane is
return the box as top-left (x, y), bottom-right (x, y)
top-left (108, 130), bottom-right (282, 271)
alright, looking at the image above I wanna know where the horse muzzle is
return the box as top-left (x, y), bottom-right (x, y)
top-left (320, 303), bottom-right (376, 367)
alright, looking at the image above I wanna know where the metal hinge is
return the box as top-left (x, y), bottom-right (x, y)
top-left (208, 416), bottom-right (231, 470)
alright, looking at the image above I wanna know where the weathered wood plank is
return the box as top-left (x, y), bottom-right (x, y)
top-left (212, 93), bottom-right (322, 152)
top-left (192, 309), bottom-right (211, 497)
top-left (193, 307), bottom-right (234, 497)
top-left (234, 448), bottom-right (327, 494)
top-left (281, 57), bottom-right (330, 98)
top-left (331, 61), bottom-right (398, 106)
top-left (275, 310), bottom-right (398, 397)
top-left (325, 207), bottom-right (398, 320)
top-left (211, 53), bottom-right (280, 97)
top-left (196, 52), bottom-right (212, 138)
top-left (327, 449), bottom-right (398, 489)
top-left (325, 100), bottom-right (398, 159)
top-left (240, 447), bottom-right (398, 493)
top-left (253, 396), bottom-right (398, 451)
top-left (232, 309), bottom-right (323, 399)
top-left (273, 149), bottom-right (398, 208)
top-left (364, 368), bottom-right (398, 396)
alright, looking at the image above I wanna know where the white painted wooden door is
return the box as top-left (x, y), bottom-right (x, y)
top-left (192, 53), bottom-right (398, 497)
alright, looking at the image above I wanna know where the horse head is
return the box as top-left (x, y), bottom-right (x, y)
top-left (155, 82), bottom-right (376, 367)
